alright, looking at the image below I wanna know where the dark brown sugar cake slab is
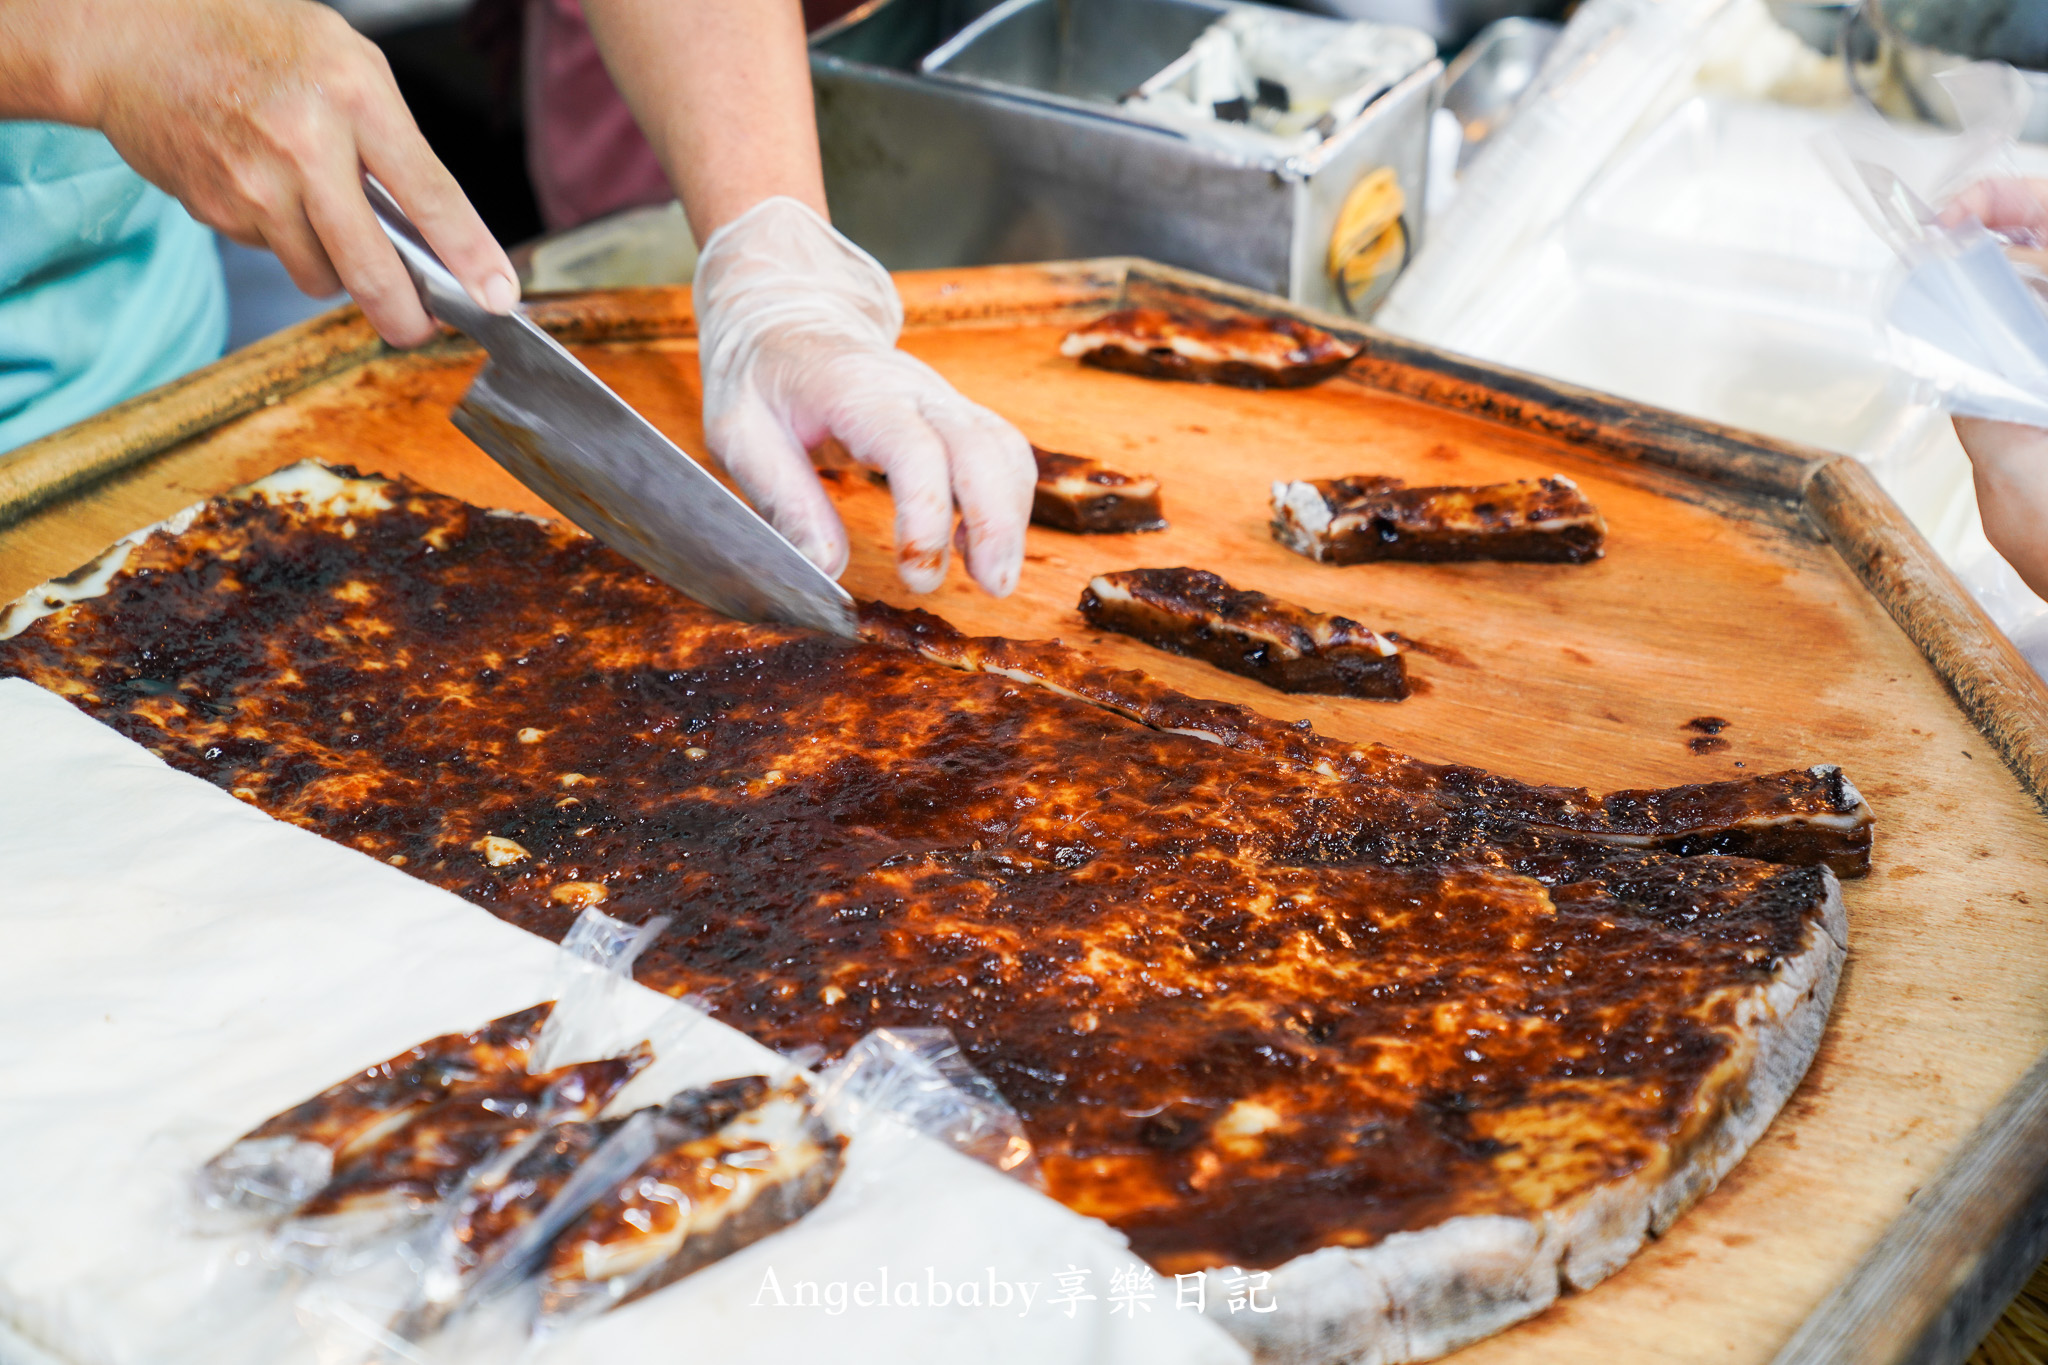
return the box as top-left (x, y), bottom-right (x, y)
top-left (1078, 567), bottom-right (1408, 700)
top-left (0, 467), bottom-right (1860, 1333)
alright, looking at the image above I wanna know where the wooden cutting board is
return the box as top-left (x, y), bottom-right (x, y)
top-left (2, 261), bottom-right (2044, 1365)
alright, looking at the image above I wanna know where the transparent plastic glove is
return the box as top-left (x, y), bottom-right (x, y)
top-left (693, 197), bottom-right (1035, 595)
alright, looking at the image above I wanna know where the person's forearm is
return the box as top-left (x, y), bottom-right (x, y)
top-left (0, 0), bottom-right (104, 123)
top-left (1945, 184), bottom-right (2048, 600)
top-left (1956, 417), bottom-right (2048, 599)
top-left (576, 0), bottom-right (826, 241)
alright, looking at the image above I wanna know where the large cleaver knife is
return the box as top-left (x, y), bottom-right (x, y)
top-left (364, 178), bottom-right (856, 637)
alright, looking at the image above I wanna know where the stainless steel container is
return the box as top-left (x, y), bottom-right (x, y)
top-left (1281, 0), bottom-right (1566, 53)
top-left (1438, 15), bottom-right (1557, 167)
top-left (919, 0), bottom-right (1223, 102)
top-left (1849, 0), bottom-right (2048, 142)
top-left (1762, 0), bottom-right (1853, 55)
top-left (810, 0), bottom-right (1440, 316)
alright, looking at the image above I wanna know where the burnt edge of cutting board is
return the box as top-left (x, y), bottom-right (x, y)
top-left (1, 255), bottom-right (2045, 1365)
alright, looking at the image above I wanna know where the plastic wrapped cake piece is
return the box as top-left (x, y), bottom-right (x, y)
top-left (276, 1043), bottom-right (652, 1268)
top-left (538, 1076), bottom-right (848, 1326)
top-left (195, 1003), bottom-right (557, 1221)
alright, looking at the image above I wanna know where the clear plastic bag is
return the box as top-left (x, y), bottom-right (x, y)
top-left (1824, 62), bottom-right (2048, 425)
top-left (531, 1028), bottom-right (1037, 1335)
top-left (272, 908), bottom-right (676, 1275)
top-left (401, 1105), bottom-right (668, 1338)
top-left (810, 1027), bottom-right (1038, 1182)
top-left (1378, 0), bottom-right (1738, 347)
top-left (534, 1074), bottom-right (838, 1333)
top-left (191, 909), bottom-right (1040, 1359)
top-left (530, 907), bottom-right (672, 1072)
top-left (271, 1040), bottom-right (652, 1275)
top-left (532, 905), bottom-right (716, 1118)
top-left (193, 1001), bottom-right (558, 1226)
top-left (186, 907), bottom-right (686, 1360)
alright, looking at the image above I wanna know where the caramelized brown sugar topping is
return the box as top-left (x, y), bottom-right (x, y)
top-left (0, 469), bottom-right (1861, 1272)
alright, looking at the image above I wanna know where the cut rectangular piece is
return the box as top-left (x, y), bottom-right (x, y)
top-left (1272, 474), bottom-right (1608, 564)
top-left (1031, 446), bottom-right (1167, 534)
top-left (1079, 567), bottom-right (1407, 700)
top-left (404, 1075), bottom-right (777, 1334)
top-left (291, 1045), bottom-right (650, 1224)
top-left (195, 1002), bottom-right (556, 1219)
top-left (1060, 307), bottom-right (1361, 388)
top-left (541, 1078), bottom-right (846, 1318)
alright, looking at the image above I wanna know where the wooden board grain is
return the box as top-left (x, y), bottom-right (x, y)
top-left (2, 261), bottom-right (2045, 1365)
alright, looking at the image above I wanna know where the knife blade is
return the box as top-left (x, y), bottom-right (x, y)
top-left (363, 177), bottom-right (856, 637)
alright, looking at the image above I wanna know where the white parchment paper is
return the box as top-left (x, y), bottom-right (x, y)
top-left (0, 678), bottom-right (1243, 1365)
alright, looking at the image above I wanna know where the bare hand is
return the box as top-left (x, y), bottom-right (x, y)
top-left (1943, 177), bottom-right (2048, 239)
top-left (8, 0), bottom-right (518, 346)
top-left (1943, 178), bottom-right (2048, 276)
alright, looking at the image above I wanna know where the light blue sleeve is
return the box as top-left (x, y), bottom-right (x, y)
top-left (0, 122), bottom-right (228, 455)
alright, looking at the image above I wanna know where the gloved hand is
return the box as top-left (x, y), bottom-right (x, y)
top-left (693, 197), bottom-right (1035, 596)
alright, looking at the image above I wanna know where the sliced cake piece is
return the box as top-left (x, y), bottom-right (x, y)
top-left (1079, 568), bottom-right (1407, 700)
top-left (286, 1045), bottom-right (651, 1246)
top-left (1031, 446), bottom-right (1167, 533)
top-left (1060, 306), bottom-right (1361, 389)
top-left (541, 1076), bottom-right (846, 1320)
top-left (1272, 474), bottom-right (1607, 564)
top-left (195, 1002), bottom-right (556, 1219)
top-left (404, 1076), bottom-right (776, 1335)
